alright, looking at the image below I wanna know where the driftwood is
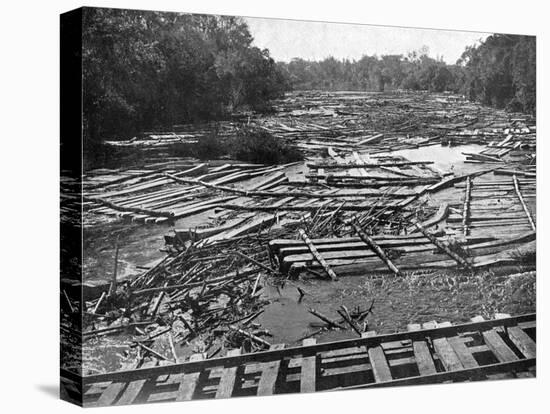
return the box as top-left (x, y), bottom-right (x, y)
top-left (337, 306), bottom-right (362, 336)
top-left (135, 342), bottom-right (170, 361)
top-left (231, 327), bottom-right (271, 348)
top-left (234, 251), bottom-right (278, 275)
top-left (308, 308), bottom-right (346, 329)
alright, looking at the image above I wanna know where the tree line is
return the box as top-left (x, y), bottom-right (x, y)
top-left (83, 8), bottom-right (535, 152)
top-left (82, 8), bottom-right (288, 149)
top-left (278, 34), bottom-right (535, 114)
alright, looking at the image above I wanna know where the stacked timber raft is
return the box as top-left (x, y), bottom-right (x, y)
top-left (70, 313), bottom-right (535, 406)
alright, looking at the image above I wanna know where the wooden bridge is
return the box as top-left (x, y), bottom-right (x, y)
top-left (61, 313), bottom-right (535, 407)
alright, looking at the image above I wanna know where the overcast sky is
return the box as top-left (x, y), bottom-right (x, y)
top-left (245, 17), bottom-right (492, 64)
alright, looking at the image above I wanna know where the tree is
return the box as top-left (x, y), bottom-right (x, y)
top-left (82, 8), bottom-right (288, 149)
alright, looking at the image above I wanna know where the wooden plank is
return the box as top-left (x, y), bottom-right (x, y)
top-left (301, 338), bottom-right (317, 393)
top-left (513, 175), bottom-right (536, 231)
top-left (215, 349), bottom-right (241, 399)
top-left (484, 330), bottom-right (520, 363)
top-left (471, 316), bottom-right (518, 363)
top-left (114, 360), bottom-right (157, 405)
top-left (363, 331), bottom-right (392, 382)
top-left (424, 321), bottom-right (463, 372)
top-left (437, 322), bottom-right (477, 369)
top-left (95, 382), bottom-right (125, 406)
top-left (462, 176), bottom-right (472, 236)
top-left (299, 229), bottom-right (338, 281)
top-left (407, 323), bottom-right (437, 375)
top-left (174, 353), bottom-right (204, 401)
top-left (507, 326), bottom-right (536, 358)
top-left (256, 344), bottom-right (285, 396)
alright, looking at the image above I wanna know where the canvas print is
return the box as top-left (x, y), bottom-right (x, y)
top-left (60, 7), bottom-right (536, 407)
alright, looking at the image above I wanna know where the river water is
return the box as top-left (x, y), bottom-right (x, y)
top-left (82, 142), bottom-right (535, 356)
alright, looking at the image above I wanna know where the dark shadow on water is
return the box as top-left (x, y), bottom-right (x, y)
top-left (36, 384), bottom-right (59, 399)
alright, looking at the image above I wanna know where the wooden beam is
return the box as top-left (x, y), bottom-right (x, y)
top-left (513, 175), bottom-right (536, 231)
top-left (462, 176), bottom-right (472, 236)
top-left (351, 221), bottom-right (401, 276)
top-left (298, 229), bottom-right (338, 281)
top-left (414, 222), bottom-right (472, 271)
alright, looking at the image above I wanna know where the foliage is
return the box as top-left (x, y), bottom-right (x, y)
top-left (279, 35), bottom-right (536, 114)
top-left (171, 127), bottom-right (303, 165)
top-left (458, 34), bottom-right (536, 113)
top-left (278, 50), bottom-right (464, 93)
top-left (229, 127), bottom-right (303, 164)
top-left (82, 8), bottom-right (288, 149)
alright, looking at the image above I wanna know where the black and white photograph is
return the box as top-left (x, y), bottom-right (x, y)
top-left (57, 5), bottom-right (540, 408)
top-left (8, 2), bottom-right (547, 412)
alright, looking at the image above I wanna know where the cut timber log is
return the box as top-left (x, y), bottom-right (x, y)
top-left (406, 203), bottom-right (449, 233)
top-left (494, 170), bottom-right (536, 178)
top-left (298, 229), bottom-right (338, 281)
top-left (425, 168), bottom-right (497, 193)
top-left (351, 221), bottom-right (401, 276)
top-left (308, 308), bottom-right (346, 330)
top-left (462, 152), bottom-right (503, 163)
top-left (513, 175), bottom-right (536, 231)
top-left (354, 133), bottom-right (384, 146)
top-left (165, 173), bottom-right (390, 199)
top-left (83, 196), bottom-right (175, 219)
top-left (307, 160), bottom-right (433, 169)
top-left (414, 222), bottom-right (473, 271)
top-left (462, 176), bottom-right (472, 236)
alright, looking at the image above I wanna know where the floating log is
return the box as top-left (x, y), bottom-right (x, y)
top-left (350, 221), bottom-right (402, 276)
top-left (307, 160), bottom-right (433, 169)
top-left (425, 168), bottom-right (497, 193)
top-left (494, 170), bottom-right (536, 178)
top-left (414, 222), bottom-right (473, 271)
top-left (108, 243), bottom-right (120, 297)
top-left (298, 229), bottom-right (338, 281)
top-left (166, 173), bottom-right (405, 199)
top-left (513, 175), bottom-right (536, 231)
top-left (337, 306), bottom-right (362, 336)
top-left (308, 308), bottom-right (346, 330)
top-left (234, 251), bottom-right (278, 275)
top-left (355, 133), bottom-right (384, 146)
top-left (462, 176), bottom-right (472, 236)
top-left (84, 195), bottom-right (175, 219)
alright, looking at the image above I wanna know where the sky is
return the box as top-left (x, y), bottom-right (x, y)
top-left (245, 17), bottom-right (492, 65)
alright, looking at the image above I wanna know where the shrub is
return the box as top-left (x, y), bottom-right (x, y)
top-left (194, 131), bottom-right (226, 160)
top-left (230, 127), bottom-right (303, 165)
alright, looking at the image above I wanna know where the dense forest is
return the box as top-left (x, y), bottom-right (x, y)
top-left (82, 9), bottom-right (536, 150)
top-left (278, 34), bottom-right (536, 114)
top-left (82, 8), bottom-right (288, 149)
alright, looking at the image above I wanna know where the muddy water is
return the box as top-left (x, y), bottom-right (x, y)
top-left (258, 270), bottom-right (535, 346)
top-left (383, 143), bottom-right (486, 174)
top-left (83, 209), bottom-right (220, 283)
